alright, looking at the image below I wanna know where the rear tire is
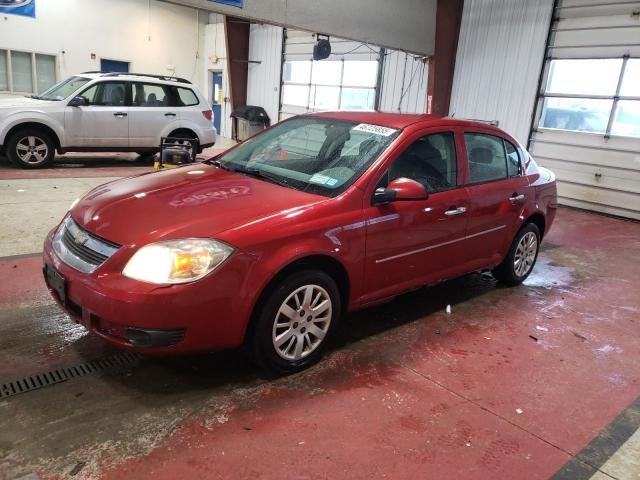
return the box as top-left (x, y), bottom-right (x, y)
top-left (7, 129), bottom-right (55, 169)
top-left (492, 223), bottom-right (541, 286)
top-left (248, 270), bottom-right (341, 374)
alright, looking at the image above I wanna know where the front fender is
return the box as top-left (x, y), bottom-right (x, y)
top-left (0, 111), bottom-right (64, 145)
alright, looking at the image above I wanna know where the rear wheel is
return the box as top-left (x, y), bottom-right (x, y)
top-left (249, 270), bottom-right (341, 374)
top-left (492, 223), bottom-right (540, 286)
top-left (7, 129), bottom-right (55, 169)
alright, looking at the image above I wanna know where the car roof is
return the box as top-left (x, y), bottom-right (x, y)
top-left (307, 111), bottom-right (505, 133)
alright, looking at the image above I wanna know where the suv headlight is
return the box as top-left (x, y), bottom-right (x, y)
top-left (123, 239), bottom-right (234, 284)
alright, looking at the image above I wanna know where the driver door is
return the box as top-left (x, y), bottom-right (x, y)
top-left (64, 81), bottom-right (130, 147)
top-left (361, 129), bottom-right (471, 304)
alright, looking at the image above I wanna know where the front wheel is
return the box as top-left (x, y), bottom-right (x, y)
top-left (7, 129), bottom-right (55, 169)
top-left (492, 223), bottom-right (540, 286)
top-left (249, 270), bottom-right (341, 374)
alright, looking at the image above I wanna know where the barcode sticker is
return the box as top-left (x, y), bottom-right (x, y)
top-left (352, 123), bottom-right (398, 137)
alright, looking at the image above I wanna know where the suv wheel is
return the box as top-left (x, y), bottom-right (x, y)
top-left (7, 129), bottom-right (55, 169)
top-left (492, 223), bottom-right (541, 286)
top-left (249, 270), bottom-right (341, 374)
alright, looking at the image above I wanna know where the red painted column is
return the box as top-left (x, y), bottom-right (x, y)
top-left (427, 0), bottom-right (464, 117)
top-left (224, 16), bottom-right (250, 138)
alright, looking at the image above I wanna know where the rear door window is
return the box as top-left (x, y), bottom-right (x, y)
top-left (504, 140), bottom-right (521, 177)
top-left (464, 133), bottom-right (508, 183)
top-left (132, 83), bottom-right (170, 107)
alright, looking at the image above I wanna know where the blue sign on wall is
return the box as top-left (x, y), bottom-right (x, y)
top-left (0, 0), bottom-right (35, 17)
top-left (208, 0), bottom-right (244, 8)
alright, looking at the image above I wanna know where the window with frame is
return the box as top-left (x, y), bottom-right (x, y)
top-left (132, 83), bottom-right (170, 107)
top-left (174, 87), bottom-right (199, 107)
top-left (380, 133), bottom-right (457, 193)
top-left (465, 133), bottom-right (510, 184)
top-left (538, 58), bottom-right (640, 138)
top-left (0, 49), bottom-right (56, 94)
top-left (281, 58), bottom-right (379, 112)
top-left (79, 82), bottom-right (127, 107)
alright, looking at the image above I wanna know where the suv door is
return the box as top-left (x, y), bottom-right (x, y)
top-left (462, 131), bottom-right (531, 270)
top-left (362, 130), bottom-right (471, 304)
top-left (64, 81), bottom-right (129, 147)
top-left (128, 82), bottom-right (178, 148)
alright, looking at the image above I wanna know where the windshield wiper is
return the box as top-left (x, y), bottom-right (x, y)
top-left (233, 166), bottom-right (292, 189)
top-left (209, 159), bottom-right (232, 171)
top-left (27, 95), bottom-right (41, 99)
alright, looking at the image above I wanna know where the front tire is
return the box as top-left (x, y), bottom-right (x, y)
top-left (249, 270), bottom-right (341, 374)
top-left (7, 129), bottom-right (55, 169)
top-left (492, 223), bottom-right (541, 286)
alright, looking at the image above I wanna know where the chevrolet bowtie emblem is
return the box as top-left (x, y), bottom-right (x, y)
top-left (72, 230), bottom-right (89, 246)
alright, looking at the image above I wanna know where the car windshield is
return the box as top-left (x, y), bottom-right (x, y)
top-left (210, 117), bottom-right (400, 197)
top-left (38, 76), bottom-right (92, 101)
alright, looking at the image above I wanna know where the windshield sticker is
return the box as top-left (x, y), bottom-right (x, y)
top-left (309, 174), bottom-right (339, 188)
top-left (352, 123), bottom-right (397, 137)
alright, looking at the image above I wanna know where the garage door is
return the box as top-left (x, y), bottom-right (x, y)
top-left (529, 0), bottom-right (640, 220)
top-left (280, 29), bottom-right (381, 120)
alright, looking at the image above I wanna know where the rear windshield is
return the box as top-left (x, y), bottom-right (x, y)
top-left (210, 117), bottom-right (400, 197)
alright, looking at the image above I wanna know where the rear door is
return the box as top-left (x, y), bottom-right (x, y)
top-left (64, 81), bottom-right (129, 147)
top-left (461, 130), bottom-right (531, 269)
top-left (362, 129), bottom-right (471, 303)
top-left (128, 82), bottom-right (178, 148)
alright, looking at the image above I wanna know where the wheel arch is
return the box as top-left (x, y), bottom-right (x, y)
top-left (524, 212), bottom-right (546, 239)
top-left (4, 122), bottom-right (62, 151)
top-left (243, 254), bottom-right (351, 344)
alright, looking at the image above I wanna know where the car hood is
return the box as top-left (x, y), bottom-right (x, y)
top-left (0, 96), bottom-right (54, 109)
top-left (71, 163), bottom-right (328, 246)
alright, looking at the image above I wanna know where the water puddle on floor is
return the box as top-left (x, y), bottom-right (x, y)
top-left (523, 255), bottom-right (575, 289)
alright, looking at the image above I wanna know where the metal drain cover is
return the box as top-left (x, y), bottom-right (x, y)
top-left (0, 351), bottom-right (142, 399)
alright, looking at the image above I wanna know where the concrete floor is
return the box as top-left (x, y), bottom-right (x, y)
top-left (0, 152), bottom-right (639, 479)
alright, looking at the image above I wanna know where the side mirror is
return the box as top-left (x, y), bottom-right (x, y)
top-left (68, 95), bottom-right (88, 107)
top-left (373, 177), bottom-right (428, 205)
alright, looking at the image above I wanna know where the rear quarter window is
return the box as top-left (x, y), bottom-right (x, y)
top-left (176, 87), bottom-right (199, 107)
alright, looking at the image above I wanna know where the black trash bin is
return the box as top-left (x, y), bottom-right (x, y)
top-left (231, 106), bottom-right (271, 141)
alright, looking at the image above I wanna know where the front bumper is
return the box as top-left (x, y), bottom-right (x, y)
top-left (43, 229), bottom-right (254, 354)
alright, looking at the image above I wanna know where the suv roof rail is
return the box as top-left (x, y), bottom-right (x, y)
top-left (100, 72), bottom-right (192, 84)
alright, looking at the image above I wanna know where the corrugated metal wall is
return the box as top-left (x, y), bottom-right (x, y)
top-left (378, 50), bottom-right (429, 114)
top-left (529, 0), bottom-right (640, 220)
top-left (246, 24), bottom-right (283, 126)
top-left (449, 0), bottom-right (554, 144)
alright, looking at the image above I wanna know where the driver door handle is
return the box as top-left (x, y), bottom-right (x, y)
top-left (509, 193), bottom-right (525, 203)
top-left (445, 207), bottom-right (467, 216)
top-left (164, 112), bottom-right (177, 117)
top-left (113, 112), bottom-right (128, 118)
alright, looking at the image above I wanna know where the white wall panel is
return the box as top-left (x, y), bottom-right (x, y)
top-left (449, 0), bottom-right (554, 145)
top-left (246, 24), bottom-right (283, 126)
top-left (0, 0), bottom-right (208, 95)
top-left (162, 0), bottom-right (437, 55)
top-left (378, 51), bottom-right (428, 114)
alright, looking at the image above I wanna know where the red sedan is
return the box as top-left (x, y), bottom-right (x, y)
top-left (43, 112), bottom-right (557, 373)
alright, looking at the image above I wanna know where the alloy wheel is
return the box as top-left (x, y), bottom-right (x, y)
top-left (272, 284), bottom-right (332, 361)
top-left (16, 136), bottom-right (49, 165)
top-left (514, 231), bottom-right (538, 277)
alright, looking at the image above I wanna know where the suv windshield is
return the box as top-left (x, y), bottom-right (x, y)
top-left (38, 76), bottom-right (91, 101)
top-left (210, 117), bottom-right (400, 197)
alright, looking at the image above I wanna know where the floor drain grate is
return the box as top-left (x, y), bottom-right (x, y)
top-left (0, 351), bottom-right (142, 399)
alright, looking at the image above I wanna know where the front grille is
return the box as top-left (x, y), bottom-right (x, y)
top-left (53, 216), bottom-right (120, 273)
top-left (62, 227), bottom-right (109, 265)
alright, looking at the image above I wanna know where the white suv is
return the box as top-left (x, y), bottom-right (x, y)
top-left (0, 72), bottom-right (216, 169)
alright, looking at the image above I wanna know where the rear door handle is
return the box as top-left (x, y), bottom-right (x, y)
top-left (445, 207), bottom-right (467, 216)
top-left (509, 193), bottom-right (525, 203)
top-left (164, 112), bottom-right (177, 117)
top-left (113, 112), bottom-right (127, 118)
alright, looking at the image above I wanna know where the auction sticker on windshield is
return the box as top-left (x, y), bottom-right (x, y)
top-left (352, 124), bottom-right (398, 137)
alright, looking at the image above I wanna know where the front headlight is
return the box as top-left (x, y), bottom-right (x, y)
top-left (122, 239), bottom-right (234, 284)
